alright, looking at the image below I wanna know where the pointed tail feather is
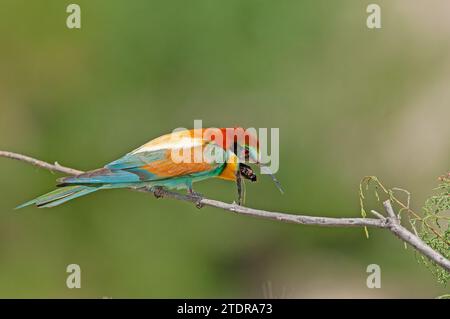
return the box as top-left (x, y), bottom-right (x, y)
top-left (57, 168), bottom-right (140, 185)
top-left (16, 185), bottom-right (99, 209)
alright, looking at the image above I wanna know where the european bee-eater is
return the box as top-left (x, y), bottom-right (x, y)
top-left (17, 127), bottom-right (282, 208)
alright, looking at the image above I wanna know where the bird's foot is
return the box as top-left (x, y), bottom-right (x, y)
top-left (189, 190), bottom-right (203, 198)
top-left (188, 189), bottom-right (204, 209)
top-left (149, 186), bottom-right (165, 199)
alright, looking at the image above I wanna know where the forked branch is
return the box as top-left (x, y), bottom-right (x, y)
top-left (1, 150), bottom-right (449, 272)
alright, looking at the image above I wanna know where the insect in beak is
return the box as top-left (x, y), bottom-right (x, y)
top-left (239, 163), bottom-right (257, 182)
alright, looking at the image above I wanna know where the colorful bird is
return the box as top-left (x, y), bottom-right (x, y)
top-left (17, 128), bottom-right (282, 208)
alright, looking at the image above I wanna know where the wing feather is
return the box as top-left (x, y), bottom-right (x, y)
top-left (103, 134), bottom-right (229, 182)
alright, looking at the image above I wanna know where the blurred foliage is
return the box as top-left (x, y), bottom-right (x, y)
top-left (418, 173), bottom-right (449, 285)
top-left (360, 174), bottom-right (450, 285)
top-left (0, 1), bottom-right (449, 297)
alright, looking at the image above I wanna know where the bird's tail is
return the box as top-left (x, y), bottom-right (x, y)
top-left (16, 185), bottom-right (99, 209)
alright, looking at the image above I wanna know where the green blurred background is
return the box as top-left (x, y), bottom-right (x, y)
top-left (0, 0), bottom-right (449, 298)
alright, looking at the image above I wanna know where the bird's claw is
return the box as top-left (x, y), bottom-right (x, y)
top-left (188, 191), bottom-right (204, 209)
top-left (195, 200), bottom-right (204, 209)
top-left (189, 191), bottom-right (203, 198)
top-left (232, 200), bottom-right (242, 206)
top-left (149, 186), bottom-right (165, 199)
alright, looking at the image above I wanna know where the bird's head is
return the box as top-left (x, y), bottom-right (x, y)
top-left (230, 127), bottom-right (260, 165)
top-left (225, 127), bottom-right (284, 194)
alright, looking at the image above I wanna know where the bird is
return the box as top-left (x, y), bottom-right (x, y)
top-left (17, 127), bottom-right (283, 209)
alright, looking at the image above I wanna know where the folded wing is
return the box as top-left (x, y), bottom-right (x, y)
top-left (60, 134), bottom-right (230, 185)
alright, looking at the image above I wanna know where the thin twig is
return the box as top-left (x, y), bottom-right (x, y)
top-left (1, 150), bottom-right (449, 272)
top-left (382, 200), bottom-right (450, 272)
top-left (370, 210), bottom-right (385, 220)
top-left (383, 200), bottom-right (398, 222)
top-left (0, 151), bottom-right (83, 175)
top-left (361, 176), bottom-right (449, 245)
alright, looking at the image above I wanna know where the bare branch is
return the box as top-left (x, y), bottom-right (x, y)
top-left (144, 188), bottom-right (386, 228)
top-left (0, 151), bottom-right (83, 175)
top-left (1, 150), bottom-right (449, 272)
top-left (370, 210), bottom-right (386, 220)
top-left (388, 222), bottom-right (450, 271)
top-left (383, 199), bottom-right (398, 222)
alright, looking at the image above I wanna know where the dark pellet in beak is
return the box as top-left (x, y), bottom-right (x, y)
top-left (239, 163), bottom-right (257, 182)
